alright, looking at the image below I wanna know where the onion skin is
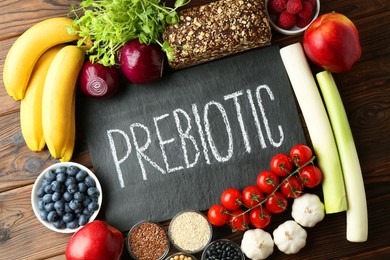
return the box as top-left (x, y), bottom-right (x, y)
top-left (78, 61), bottom-right (121, 98)
top-left (119, 40), bottom-right (164, 84)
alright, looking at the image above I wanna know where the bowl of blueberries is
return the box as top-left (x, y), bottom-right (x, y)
top-left (31, 162), bottom-right (103, 233)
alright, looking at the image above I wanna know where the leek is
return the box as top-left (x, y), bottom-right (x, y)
top-left (279, 43), bottom-right (347, 214)
top-left (316, 71), bottom-right (368, 242)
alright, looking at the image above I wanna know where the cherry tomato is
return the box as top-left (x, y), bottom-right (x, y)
top-left (207, 204), bottom-right (229, 227)
top-left (249, 206), bottom-right (272, 229)
top-left (290, 144), bottom-right (313, 167)
top-left (228, 209), bottom-right (249, 231)
top-left (265, 192), bottom-right (288, 214)
top-left (256, 170), bottom-right (280, 194)
top-left (280, 176), bottom-right (304, 198)
top-left (270, 153), bottom-right (293, 176)
top-left (221, 188), bottom-right (242, 211)
top-left (242, 185), bottom-right (264, 208)
top-left (299, 165), bottom-right (323, 188)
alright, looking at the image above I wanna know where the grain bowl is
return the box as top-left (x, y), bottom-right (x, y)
top-left (168, 210), bottom-right (213, 254)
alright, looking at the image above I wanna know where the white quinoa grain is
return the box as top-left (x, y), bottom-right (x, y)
top-left (169, 211), bottom-right (212, 252)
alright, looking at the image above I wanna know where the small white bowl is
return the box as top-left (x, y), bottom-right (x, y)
top-left (31, 162), bottom-right (103, 233)
top-left (265, 0), bottom-right (320, 35)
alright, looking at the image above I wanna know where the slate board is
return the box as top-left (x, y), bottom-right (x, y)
top-left (81, 45), bottom-right (306, 231)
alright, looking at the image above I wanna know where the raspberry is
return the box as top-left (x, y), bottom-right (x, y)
top-left (268, 0), bottom-right (287, 14)
top-left (286, 0), bottom-right (303, 14)
top-left (298, 2), bottom-right (314, 20)
top-left (303, 0), bottom-right (317, 8)
top-left (277, 11), bottom-right (297, 29)
top-left (296, 17), bottom-right (311, 28)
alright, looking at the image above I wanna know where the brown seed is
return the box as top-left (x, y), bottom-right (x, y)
top-left (128, 222), bottom-right (169, 260)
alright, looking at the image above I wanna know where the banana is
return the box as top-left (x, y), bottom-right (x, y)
top-left (3, 17), bottom-right (80, 100)
top-left (60, 91), bottom-right (76, 162)
top-left (42, 45), bottom-right (85, 159)
top-left (20, 45), bottom-right (65, 152)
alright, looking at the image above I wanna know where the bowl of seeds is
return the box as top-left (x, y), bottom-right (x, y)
top-left (168, 210), bottom-right (213, 254)
top-left (127, 221), bottom-right (170, 260)
top-left (165, 252), bottom-right (197, 260)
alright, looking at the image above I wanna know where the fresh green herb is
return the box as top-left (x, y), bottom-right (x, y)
top-left (68, 0), bottom-right (189, 66)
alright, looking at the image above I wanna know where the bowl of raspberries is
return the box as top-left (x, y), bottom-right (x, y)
top-left (266, 0), bottom-right (320, 35)
top-left (31, 162), bottom-right (103, 233)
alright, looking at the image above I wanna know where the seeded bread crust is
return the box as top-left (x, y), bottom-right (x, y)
top-left (163, 0), bottom-right (272, 69)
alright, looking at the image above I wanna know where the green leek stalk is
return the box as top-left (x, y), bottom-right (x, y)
top-left (316, 71), bottom-right (368, 242)
top-left (280, 43), bottom-right (347, 214)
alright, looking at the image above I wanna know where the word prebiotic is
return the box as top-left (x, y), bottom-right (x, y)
top-left (107, 85), bottom-right (285, 188)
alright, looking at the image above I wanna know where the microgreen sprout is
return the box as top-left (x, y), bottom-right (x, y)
top-left (68, 0), bottom-right (189, 66)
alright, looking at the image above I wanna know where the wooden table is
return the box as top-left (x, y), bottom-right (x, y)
top-left (0, 0), bottom-right (389, 259)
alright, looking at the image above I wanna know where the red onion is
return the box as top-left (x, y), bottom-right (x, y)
top-left (78, 61), bottom-right (121, 98)
top-left (119, 40), bottom-right (164, 84)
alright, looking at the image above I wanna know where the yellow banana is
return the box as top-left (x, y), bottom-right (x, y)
top-left (60, 91), bottom-right (76, 162)
top-left (3, 17), bottom-right (80, 100)
top-left (20, 45), bottom-right (65, 152)
top-left (42, 45), bottom-right (85, 159)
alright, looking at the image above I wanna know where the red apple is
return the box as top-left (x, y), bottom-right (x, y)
top-left (66, 220), bottom-right (124, 260)
top-left (303, 12), bottom-right (361, 73)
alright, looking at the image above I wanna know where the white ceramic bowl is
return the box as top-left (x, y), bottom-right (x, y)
top-left (265, 0), bottom-right (320, 35)
top-left (31, 162), bottom-right (102, 233)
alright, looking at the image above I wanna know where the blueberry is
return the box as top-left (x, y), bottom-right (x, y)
top-left (83, 197), bottom-right (92, 207)
top-left (67, 183), bottom-right (78, 194)
top-left (52, 192), bottom-right (62, 202)
top-left (53, 220), bottom-right (66, 229)
top-left (67, 219), bottom-right (79, 229)
top-left (44, 202), bottom-right (55, 212)
top-left (66, 166), bottom-right (80, 176)
top-left (51, 181), bottom-right (63, 192)
top-left (36, 186), bottom-right (45, 197)
top-left (41, 179), bottom-right (51, 188)
top-left (82, 208), bottom-right (92, 218)
top-left (56, 172), bottom-right (66, 183)
top-left (69, 200), bottom-right (82, 211)
top-left (56, 209), bottom-right (65, 218)
top-left (76, 170), bottom-right (88, 182)
top-left (43, 185), bottom-right (54, 194)
top-left (42, 193), bottom-right (53, 203)
top-left (78, 182), bottom-right (87, 193)
top-left (87, 201), bottom-right (99, 212)
top-left (64, 203), bottom-right (73, 213)
top-left (40, 210), bottom-right (48, 220)
top-left (44, 170), bottom-right (56, 181)
top-left (55, 166), bottom-right (66, 174)
top-left (63, 191), bottom-right (73, 202)
top-left (87, 187), bottom-right (100, 198)
top-left (74, 208), bottom-right (83, 215)
top-left (47, 211), bottom-right (59, 222)
top-left (74, 192), bottom-right (85, 202)
top-left (65, 176), bottom-right (77, 187)
top-left (78, 214), bottom-right (89, 226)
top-left (38, 199), bottom-right (45, 211)
top-left (62, 213), bottom-right (74, 223)
top-left (54, 200), bottom-right (65, 212)
top-left (84, 176), bottom-right (95, 187)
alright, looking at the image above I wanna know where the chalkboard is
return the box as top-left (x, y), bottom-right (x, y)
top-left (81, 45), bottom-right (306, 231)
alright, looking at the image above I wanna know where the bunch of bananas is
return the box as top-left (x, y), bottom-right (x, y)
top-left (3, 17), bottom-right (85, 162)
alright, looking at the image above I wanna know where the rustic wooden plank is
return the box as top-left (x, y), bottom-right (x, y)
top-left (0, 109), bottom-right (93, 193)
top-left (0, 184), bottom-right (72, 259)
top-left (0, 0), bottom-right (80, 41)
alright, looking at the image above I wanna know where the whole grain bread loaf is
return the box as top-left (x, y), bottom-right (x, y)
top-left (163, 0), bottom-right (272, 69)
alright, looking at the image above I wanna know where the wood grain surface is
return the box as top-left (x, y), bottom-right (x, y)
top-left (0, 0), bottom-right (389, 259)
